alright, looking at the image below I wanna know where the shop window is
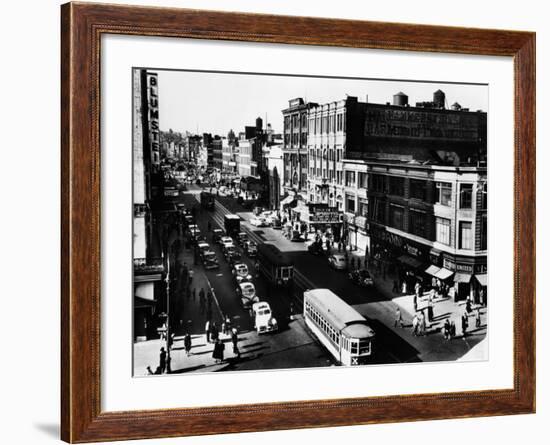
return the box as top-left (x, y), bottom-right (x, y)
top-left (459, 221), bottom-right (473, 250)
top-left (460, 184), bottom-right (473, 209)
top-left (345, 171), bottom-right (356, 187)
top-left (359, 172), bottom-right (368, 189)
top-left (358, 199), bottom-right (368, 216)
top-left (436, 182), bottom-right (452, 206)
top-left (436, 217), bottom-right (451, 245)
top-left (346, 195), bottom-right (356, 213)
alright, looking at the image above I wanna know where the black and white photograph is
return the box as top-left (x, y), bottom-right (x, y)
top-left (133, 68), bottom-right (488, 376)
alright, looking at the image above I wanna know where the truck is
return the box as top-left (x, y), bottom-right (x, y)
top-left (200, 191), bottom-right (215, 210)
top-left (224, 214), bottom-right (241, 238)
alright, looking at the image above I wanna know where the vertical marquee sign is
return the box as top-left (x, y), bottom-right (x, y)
top-left (146, 71), bottom-right (160, 169)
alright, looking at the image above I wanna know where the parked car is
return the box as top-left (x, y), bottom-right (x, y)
top-left (328, 254), bottom-right (347, 270)
top-left (271, 217), bottom-right (282, 230)
top-left (236, 282), bottom-right (259, 309)
top-left (252, 302), bottom-right (278, 334)
top-left (243, 240), bottom-right (258, 257)
top-left (202, 251), bottom-right (219, 269)
top-left (250, 217), bottom-right (268, 227)
top-left (187, 224), bottom-right (201, 239)
top-left (348, 269), bottom-right (374, 287)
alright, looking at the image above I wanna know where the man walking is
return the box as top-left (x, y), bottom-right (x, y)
top-left (394, 307), bottom-right (404, 328)
top-left (159, 347), bottom-right (167, 374)
top-left (184, 332), bottom-right (192, 356)
top-left (412, 314), bottom-right (419, 336)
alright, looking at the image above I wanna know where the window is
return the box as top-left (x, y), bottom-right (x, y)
top-left (460, 184), bottom-right (473, 209)
top-left (436, 217), bottom-right (451, 245)
top-left (345, 171), bottom-right (356, 187)
top-left (346, 194), bottom-right (356, 212)
top-left (409, 210), bottom-right (426, 237)
top-left (390, 205), bottom-right (404, 230)
top-left (436, 182), bottom-right (452, 206)
top-left (480, 182), bottom-right (487, 209)
top-left (370, 197), bottom-right (386, 223)
top-left (358, 199), bottom-right (368, 216)
top-left (359, 172), bottom-right (368, 188)
top-left (389, 176), bottom-right (405, 196)
top-left (459, 221), bottom-right (473, 250)
top-left (371, 174), bottom-right (385, 193)
top-left (410, 179), bottom-right (427, 201)
top-left (479, 214), bottom-right (488, 250)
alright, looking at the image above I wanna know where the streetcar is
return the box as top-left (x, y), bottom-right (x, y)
top-left (257, 243), bottom-right (293, 286)
top-left (303, 289), bottom-right (375, 366)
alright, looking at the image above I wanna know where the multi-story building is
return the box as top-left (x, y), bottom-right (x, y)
top-left (266, 144), bottom-right (284, 209)
top-left (187, 134), bottom-right (201, 164)
top-left (366, 161), bottom-right (487, 302)
top-left (282, 98), bottom-right (318, 195)
top-left (212, 136), bottom-right (223, 171)
top-left (132, 69), bottom-right (165, 341)
top-left (237, 137), bottom-right (252, 177)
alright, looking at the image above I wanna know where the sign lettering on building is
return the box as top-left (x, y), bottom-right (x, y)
top-left (309, 205), bottom-right (342, 224)
top-left (146, 72), bottom-right (160, 168)
top-left (456, 263), bottom-right (474, 273)
top-left (443, 258), bottom-right (456, 271)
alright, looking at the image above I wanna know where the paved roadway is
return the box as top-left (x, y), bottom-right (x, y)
top-left (178, 185), bottom-right (486, 366)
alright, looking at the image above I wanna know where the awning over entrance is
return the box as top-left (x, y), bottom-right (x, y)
top-left (135, 282), bottom-right (154, 301)
top-left (435, 267), bottom-right (454, 280)
top-left (425, 265), bottom-right (441, 277)
top-left (454, 272), bottom-right (472, 283)
top-left (397, 255), bottom-right (423, 269)
top-left (475, 274), bottom-right (488, 286)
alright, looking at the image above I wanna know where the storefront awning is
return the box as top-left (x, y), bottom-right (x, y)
top-left (475, 274), bottom-right (488, 286)
top-left (425, 265), bottom-right (441, 277)
top-left (454, 272), bottom-right (472, 283)
top-left (435, 267), bottom-right (454, 280)
top-left (397, 255), bottom-right (423, 269)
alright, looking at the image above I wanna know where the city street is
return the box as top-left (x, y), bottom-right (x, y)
top-left (134, 183), bottom-right (487, 376)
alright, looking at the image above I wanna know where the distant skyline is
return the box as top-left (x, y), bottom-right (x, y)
top-left (155, 69), bottom-right (488, 137)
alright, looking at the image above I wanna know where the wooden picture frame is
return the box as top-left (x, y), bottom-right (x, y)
top-left (61, 2), bottom-right (535, 442)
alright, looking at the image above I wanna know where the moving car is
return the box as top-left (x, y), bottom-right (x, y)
top-left (197, 242), bottom-right (211, 258)
top-left (348, 269), bottom-right (374, 287)
top-left (252, 302), bottom-right (278, 334)
top-left (223, 245), bottom-right (241, 263)
top-left (236, 232), bottom-right (248, 246)
top-left (243, 240), bottom-right (258, 258)
top-left (187, 224), bottom-right (201, 239)
top-left (220, 236), bottom-right (235, 250)
top-left (328, 254), bottom-right (347, 270)
top-left (212, 228), bottom-right (224, 243)
top-left (202, 251), bottom-right (219, 269)
top-left (232, 262), bottom-right (252, 283)
top-left (236, 282), bottom-right (259, 309)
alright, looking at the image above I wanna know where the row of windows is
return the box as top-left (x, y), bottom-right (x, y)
top-left (308, 112), bottom-right (346, 134)
top-left (304, 301), bottom-right (340, 346)
top-left (371, 174), bottom-right (487, 210)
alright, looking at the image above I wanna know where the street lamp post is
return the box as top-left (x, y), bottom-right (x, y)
top-left (163, 248), bottom-right (171, 373)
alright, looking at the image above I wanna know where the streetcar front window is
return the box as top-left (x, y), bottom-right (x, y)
top-left (281, 267), bottom-right (291, 278)
top-left (350, 341), bottom-right (358, 354)
top-left (358, 340), bottom-right (371, 355)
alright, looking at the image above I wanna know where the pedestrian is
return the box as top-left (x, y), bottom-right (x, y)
top-left (450, 320), bottom-right (456, 339)
top-left (184, 332), bottom-right (192, 356)
top-left (402, 280), bottom-right (407, 294)
top-left (443, 318), bottom-right (451, 341)
top-left (412, 314), bottom-right (419, 336)
top-left (413, 294), bottom-right (418, 312)
top-left (211, 322), bottom-right (219, 342)
top-left (392, 280), bottom-right (399, 293)
top-left (168, 332), bottom-right (175, 350)
top-left (419, 311), bottom-right (426, 336)
top-left (475, 307), bottom-right (482, 328)
top-left (188, 268), bottom-right (194, 287)
top-left (224, 316), bottom-right (231, 335)
top-left (394, 307), bottom-right (404, 328)
top-left (233, 342), bottom-right (241, 359)
top-left (159, 347), bottom-right (167, 373)
top-left (205, 320), bottom-right (211, 343)
top-left (192, 287), bottom-right (196, 301)
top-left (461, 313), bottom-right (469, 337)
top-left (213, 339), bottom-right (225, 364)
top-left (466, 296), bottom-right (473, 314)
